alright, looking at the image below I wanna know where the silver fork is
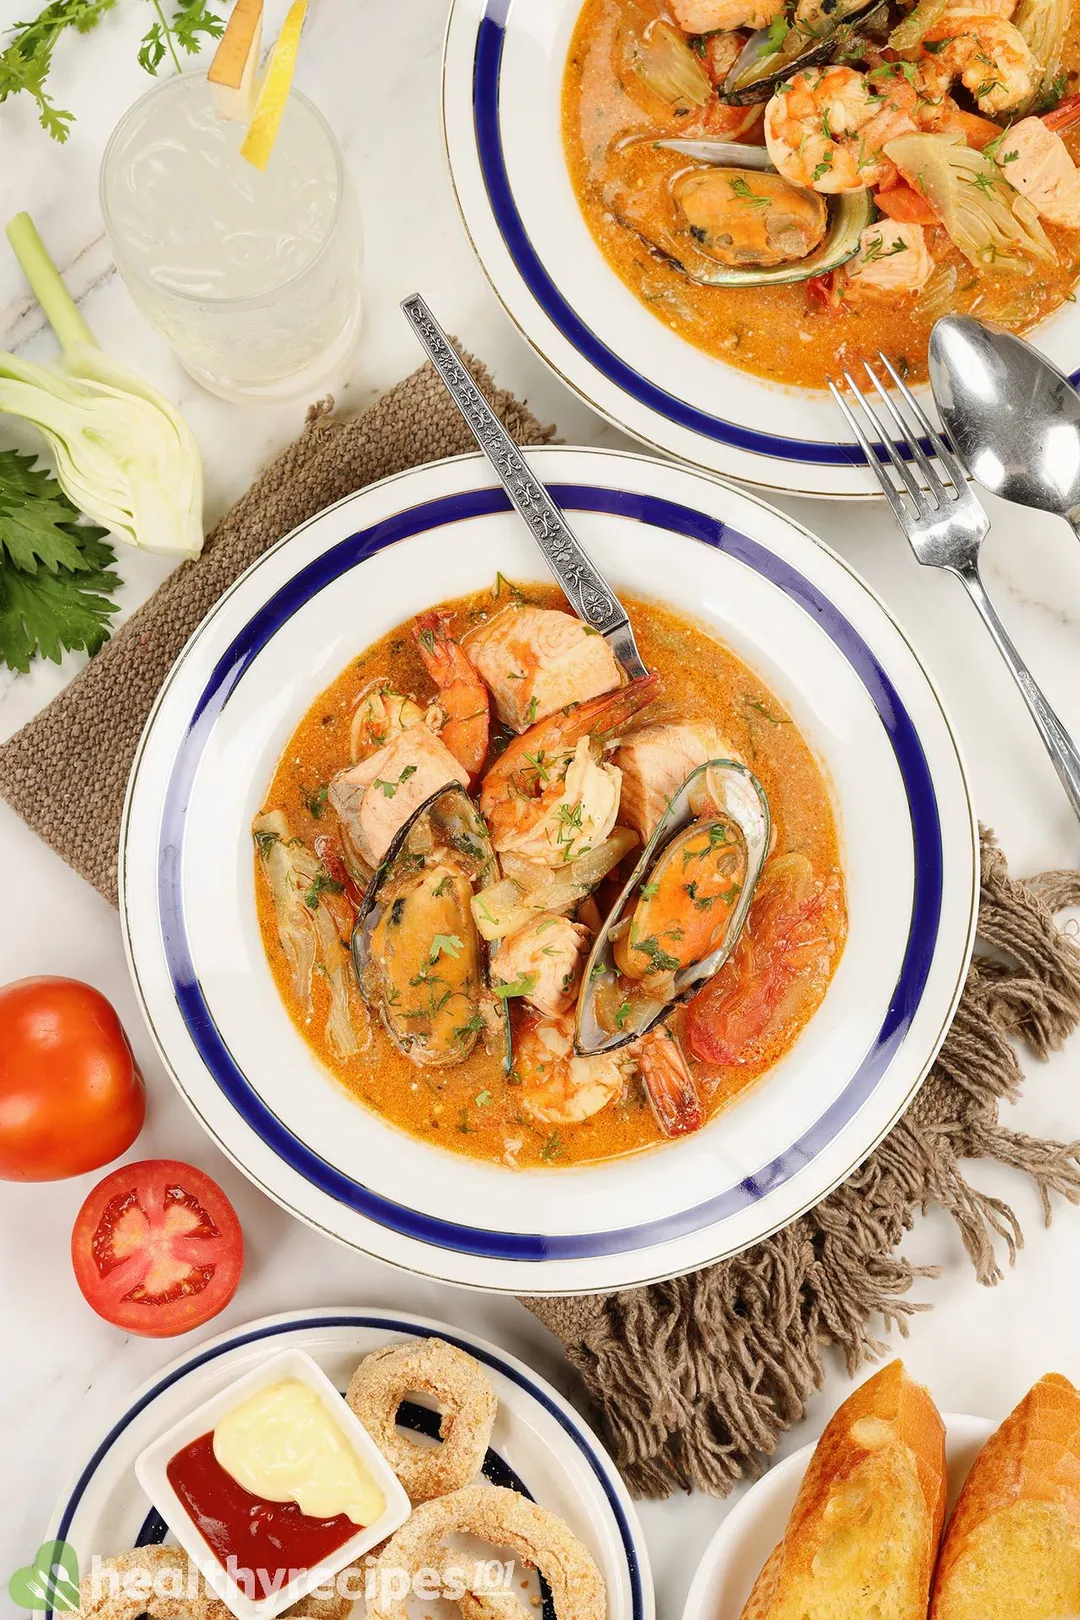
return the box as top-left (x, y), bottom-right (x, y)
top-left (829, 353), bottom-right (1080, 824)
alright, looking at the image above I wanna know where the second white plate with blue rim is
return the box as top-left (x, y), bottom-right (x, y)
top-left (119, 446), bottom-right (978, 1295)
top-left (37, 1308), bottom-right (652, 1620)
top-left (441, 0), bottom-right (1080, 499)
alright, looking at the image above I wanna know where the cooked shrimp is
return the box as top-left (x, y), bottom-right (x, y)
top-left (637, 1025), bottom-right (705, 1137)
top-left (846, 220), bottom-right (934, 293)
top-left (515, 1009), bottom-right (625, 1125)
top-left (765, 66), bottom-right (918, 193)
top-left (412, 611), bottom-right (490, 783)
top-left (992, 116), bottom-right (1080, 226)
top-left (480, 674), bottom-right (659, 863)
top-left (671, 0), bottom-right (784, 31)
top-left (919, 13), bottom-right (1035, 115)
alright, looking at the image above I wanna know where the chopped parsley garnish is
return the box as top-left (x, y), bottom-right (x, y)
top-left (861, 232), bottom-right (908, 265)
top-left (632, 935), bottom-right (681, 974)
top-left (305, 783), bottom-right (329, 819)
top-left (304, 867), bottom-right (344, 910)
top-left (429, 933), bottom-right (464, 963)
top-left (372, 764), bottom-right (418, 799)
top-left (492, 972), bottom-right (539, 999)
top-left (728, 176), bottom-right (771, 208)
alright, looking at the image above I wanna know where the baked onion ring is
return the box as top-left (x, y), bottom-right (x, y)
top-left (365, 1484), bottom-right (606, 1620)
top-left (76, 1547), bottom-right (356, 1620)
top-left (347, 1336), bottom-right (497, 1503)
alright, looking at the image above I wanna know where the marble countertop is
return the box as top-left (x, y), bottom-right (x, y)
top-left (2, 2), bottom-right (1080, 1614)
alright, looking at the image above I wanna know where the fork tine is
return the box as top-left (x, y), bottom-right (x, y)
top-left (827, 377), bottom-right (909, 525)
top-left (875, 350), bottom-right (968, 491)
top-left (864, 360), bottom-right (949, 507)
top-left (840, 367), bottom-right (926, 510)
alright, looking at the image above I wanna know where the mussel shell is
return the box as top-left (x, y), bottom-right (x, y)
top-left (575, 760), bottom-right (771, 1056)
top-left (721, 0), bottom-right (888, 103)
top-left (624, 161), bottom-right (873, 287)
top-left (675, 167), bottom-right (828, 271)
top-left (351, 784), bottom-right (511, 1070)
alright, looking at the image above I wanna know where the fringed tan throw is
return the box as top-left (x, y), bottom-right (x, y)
top-left (2, 353), bottom-right (1079, 1500)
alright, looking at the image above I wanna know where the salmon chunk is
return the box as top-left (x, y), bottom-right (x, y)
top-left (329, 726), bottom-right (467, 867)
top-left (493, 914), bottom-right (591, 1017)
top-left (992, 116), bottom-right (1080, 226)
top-left (466, 603), bottom-right (622, 733)
top-left (846, 222), bottom-right (933, 295)
top-left (614, 720), bottom-right (738, 841)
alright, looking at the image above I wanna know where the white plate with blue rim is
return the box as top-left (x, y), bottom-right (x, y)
top-left (440, 0), bottom-right (1080, 499)
top-left (119, 445), bottom-right (978, 1295)
top-left (36, 1308), bottom-right (652, 1620)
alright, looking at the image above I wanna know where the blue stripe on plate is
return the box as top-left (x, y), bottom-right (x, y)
top-left (155, 485), bottom-right (941, 1261)
top-left (471, 2), bottom-right (944, 467)
top-left (48, 1315), bottom-right (642, 1620)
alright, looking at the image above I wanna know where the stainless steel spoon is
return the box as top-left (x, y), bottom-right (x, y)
top-left (929, 314), bottom-right (1080, 541)
top-left (400, 292), bottom-right (649, 680)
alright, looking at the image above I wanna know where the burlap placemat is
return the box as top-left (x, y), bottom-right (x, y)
top-left (3, 351), bottom-right (1080, 1499)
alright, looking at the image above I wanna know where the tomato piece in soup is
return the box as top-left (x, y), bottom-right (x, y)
top-left (685, 854), bottom-right (846, 1068)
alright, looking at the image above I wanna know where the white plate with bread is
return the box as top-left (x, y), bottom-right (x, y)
top-left (683, 1360), bottom-right (1080, 1620)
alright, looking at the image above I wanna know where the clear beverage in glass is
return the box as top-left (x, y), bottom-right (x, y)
top-left (100, 71), bottom-right (363, 401)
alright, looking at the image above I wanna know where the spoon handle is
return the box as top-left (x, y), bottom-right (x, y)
top-left (956, 561), bottom-right (1080, 824)
top-left (401, 293), bottom-right (649, 680)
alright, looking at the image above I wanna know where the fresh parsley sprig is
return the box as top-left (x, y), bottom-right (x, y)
top-left (0, 0), bottom-right (224, 142)
top-left (0, 448), bottom-right (120, 672)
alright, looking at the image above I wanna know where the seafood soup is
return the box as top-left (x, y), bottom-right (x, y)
top-left (563, 0), bottom-right (1080, 388)
top-left (254, 581), bottom-right (847, 1170)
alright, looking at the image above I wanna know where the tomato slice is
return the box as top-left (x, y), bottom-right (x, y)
top-left (685, 855), bottom-right (846, 1068)
top-left (71, 1160), bottom-right (243, 1337)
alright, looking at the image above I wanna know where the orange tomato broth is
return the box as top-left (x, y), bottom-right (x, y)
top-left (256, 581), bottom-right (846, 1170)
top-left (562, 0), bottom-right (1080, 390)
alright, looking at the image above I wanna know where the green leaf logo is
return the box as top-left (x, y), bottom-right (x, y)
top-left (8, 1541), bottom-right (80, 1613)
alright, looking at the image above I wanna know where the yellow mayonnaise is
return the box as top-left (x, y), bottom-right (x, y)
top-left (213, 1379), bottom-right (385, 1525)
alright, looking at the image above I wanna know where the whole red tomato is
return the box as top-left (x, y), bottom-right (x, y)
top-left (0, 977), bottom-right (146, 1181)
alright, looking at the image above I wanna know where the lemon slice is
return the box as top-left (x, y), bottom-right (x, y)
top-left (239, 0), bottom-right (308, 173)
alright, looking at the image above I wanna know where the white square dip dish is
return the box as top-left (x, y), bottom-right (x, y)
top-left (135, 1347), bottom-right (410, 1620)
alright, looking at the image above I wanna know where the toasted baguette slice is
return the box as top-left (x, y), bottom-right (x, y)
top-left (739, 1360), bottom-right (947, 1620)
top-left (930, 1372), bottom-right (1080, 1620)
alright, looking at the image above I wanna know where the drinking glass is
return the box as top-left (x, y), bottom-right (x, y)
top-left (100, 72), bottom-right (363, 401)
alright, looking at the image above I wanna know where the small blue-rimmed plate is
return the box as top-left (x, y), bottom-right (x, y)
top-left (441, 0), bottom-right (1080, 498)
top-left (119, 446), bottom-right (977, 1294)
top-left (39, 1308), bottom-right (651, 1620)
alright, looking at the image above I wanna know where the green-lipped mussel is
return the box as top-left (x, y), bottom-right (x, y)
top-left (351, 785), bottom-right (511, 1070)
top-left (721, 0), bottom-right (888, 103)
top-left (575, 760), bottom-right (771, 1055)
top-left (629, 142), bottom-right (873, 286)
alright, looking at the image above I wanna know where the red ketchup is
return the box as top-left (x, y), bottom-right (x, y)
top-left (167, 1433), bottom-right (357, 1597)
